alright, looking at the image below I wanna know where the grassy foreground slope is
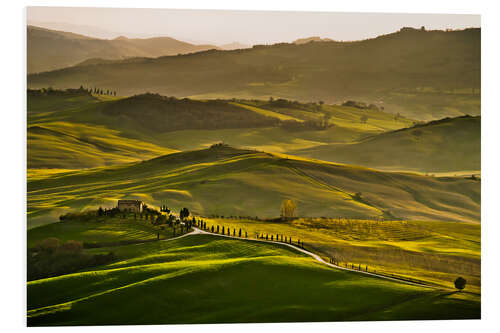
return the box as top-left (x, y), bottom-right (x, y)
top-left (28, 28), bottom-right (480, 120)
top-left (205, 218), bottom-right (481, 292)
top-left (28, 145), bottom-right (480, 227)
top-left (27, 234), bottom-right (480, 325)
top-left (291, 116), bottom-right (481, 173)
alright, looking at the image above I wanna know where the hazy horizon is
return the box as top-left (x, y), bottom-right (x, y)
top-left (27, 7), bottom-right (480, 46)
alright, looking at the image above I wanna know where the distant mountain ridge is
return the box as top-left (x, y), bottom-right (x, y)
top-left (27, 25), bottom-right (219, 73)
top-left (28, 27), bottom-right (480, 120)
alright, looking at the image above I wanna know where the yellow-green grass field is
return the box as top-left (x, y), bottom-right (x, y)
top-left (28, 121), bottom-right (176, 169)
top-left (27, 233), bottom-right (480, 326)
top-left (27, 146), bottom-right (480, 228)
top-left (202, 217), bottom-right (480, 293)
top-left (236, 100), bottom-right (414, 132)
top-left (27, 92), bottom-right (419, 170)
top-left (291, 116), bottom-right (480, 173)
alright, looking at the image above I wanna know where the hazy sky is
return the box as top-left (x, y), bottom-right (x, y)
top-left (27, 7), bottom-right (481, 45)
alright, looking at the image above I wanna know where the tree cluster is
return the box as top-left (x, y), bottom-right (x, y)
top-left (28, 238), bottom-right (115, 281)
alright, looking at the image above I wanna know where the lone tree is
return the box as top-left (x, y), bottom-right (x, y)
top-left (280, 199), bottom-right (297, 219)
top-left (454, 277), bottom-right (467, 291)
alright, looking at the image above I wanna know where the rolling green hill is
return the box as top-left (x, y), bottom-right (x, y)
top-left (28, 25), bottom-right (218, 73)
top-left (27, 145), bottom-right (480, 228)
top-left (291, 116), bottom-right (481, 173)
top-left (27, 234), bottom-right (480, 325)
top-left (27, 90), bottom-right (415, 169)
top-left (28, 27), bottom-right (480, 120)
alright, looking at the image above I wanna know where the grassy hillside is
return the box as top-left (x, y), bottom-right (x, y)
top-left (27, 234), bottom-right (480, 325)
top-left (28, 27), bottom-right (480, 120)
top-left (27, 91), bottom-right (415, 169)
top-left (291, 116), bottom-right (481, 173)
top-left (27, 145), bottom-right (480, 228)
top-left (27, 25), bottom-right (218, 73)
top-left (27, 214), bottom-right (182, 249)
top-left (204, 217), bottom-right (480, 292)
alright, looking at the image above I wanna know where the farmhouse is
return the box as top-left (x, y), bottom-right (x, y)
top-left (117, 200), bottom-right (144, 213)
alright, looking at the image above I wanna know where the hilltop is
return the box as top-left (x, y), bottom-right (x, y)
top-left (27, 25), bottom-right (218, 73)
top-left (28, 145), bottom-right (480, 227)
top-left (291, 115), bottom-right (481, 173)
top-left (28, 27), bottom-right (480, 120)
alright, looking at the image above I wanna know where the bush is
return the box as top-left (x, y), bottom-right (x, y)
top-left (59, 240), bottom-right (83, 254)
top-left (454, 277), bottom-right (467, 291)
top-left (38, 237), bottom-right (61, 253)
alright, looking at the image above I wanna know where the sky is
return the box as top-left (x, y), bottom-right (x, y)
top-left (27, 7), bottom-right (481, 45)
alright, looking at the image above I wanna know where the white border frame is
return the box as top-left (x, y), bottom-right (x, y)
top-left (2, 1), bottom-right (498, 332)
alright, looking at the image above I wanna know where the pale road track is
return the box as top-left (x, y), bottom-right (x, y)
top-left (166, 227), bottom-right (438, 290)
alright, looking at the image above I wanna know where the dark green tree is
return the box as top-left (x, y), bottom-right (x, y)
top-left (454, 277), bottom-right (467, 291)
top-left (180, 207), bottom-right (190, 220)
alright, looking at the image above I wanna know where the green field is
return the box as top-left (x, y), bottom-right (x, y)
top-left (27, 214), bottom-right (182, 248)
top-left (27, 233), bottom-right (480, 326)
top-left (202, 217), bottom-right (481, 293)
top-left (28, 91), bottom-right (419, 170)
top-left (27, 145), bottom-right (480, 228)
top-left (291, 116), bottom-right (481, 173)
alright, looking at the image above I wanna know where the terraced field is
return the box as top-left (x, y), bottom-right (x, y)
top-left (27, 234), bottom-right (480, 326)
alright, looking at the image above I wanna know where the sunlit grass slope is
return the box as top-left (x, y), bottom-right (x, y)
top-left (291, 116), bottom-right (480, 173)
top-left (27, 91), bottom-right (415, 169)
top-left (28, 92), bottom-right (178, 169)
top-left (204, 218), bottom-right (481, 292)
top-left (27, 234), bottom-right (480, 325)
top-left (28, 122), bottom-right (176, 169)
top-left (28, 145), bottom-right (480, 228)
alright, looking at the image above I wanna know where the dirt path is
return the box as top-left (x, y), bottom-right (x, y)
top-left (191, 227), bottom-right (437, 289)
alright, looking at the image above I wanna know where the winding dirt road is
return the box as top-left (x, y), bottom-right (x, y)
top-left (168, 227), bottom-right (438, 289)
